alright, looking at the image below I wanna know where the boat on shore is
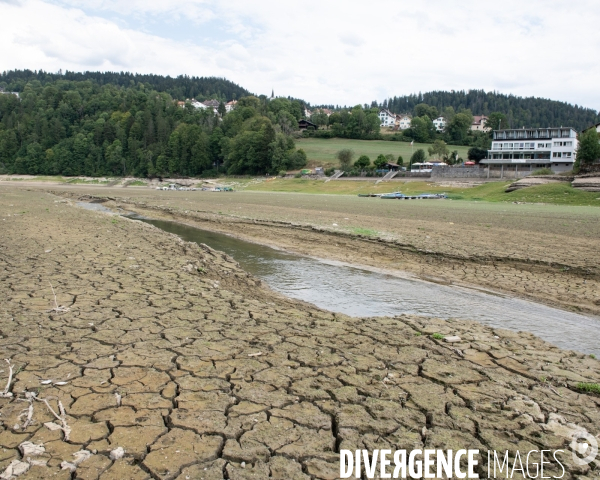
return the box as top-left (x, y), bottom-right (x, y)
top-left (380, 192), bottom-right (405, 199)
top-left (359, 192), bottom-right (447, 200)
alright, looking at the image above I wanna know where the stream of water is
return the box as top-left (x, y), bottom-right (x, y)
top-left (137, 217), bottom-right (600, 355)
top-left (77, 202), bottom-right (600, 355)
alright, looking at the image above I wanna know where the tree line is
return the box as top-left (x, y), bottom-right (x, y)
top-left (0, 77), bottom-right (306, 177)
top-left (1, 70), bottom-right (250, 104)
top-left (381, 90), bottom-right (599, 132)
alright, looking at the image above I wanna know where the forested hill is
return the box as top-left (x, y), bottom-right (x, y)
top-left (0, 70), bottom-right (251, 102)
top-left (0, 75), bottom-right (309, 177)
top-left (382, 90), bottom-right (600, 132)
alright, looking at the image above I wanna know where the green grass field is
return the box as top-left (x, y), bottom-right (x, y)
top-left (245, 179), bottom-right (600, 206)
top-left (295, 138), bottom-right (470, 168)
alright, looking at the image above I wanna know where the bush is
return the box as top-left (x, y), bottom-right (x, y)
top-left (354, 155), bottom-right (371, 169)
top-left (279, 170), bottom-right (287, 177)
top-left (288, 149), bottom-right (307, 169)
top-left (410, 149), bottom-right (426, 164)
top-left (467, 147), bottom-right (488, 163)
top-left (337, 149), bottom-right (355, 171)
top-left (324, 167), bottom-right (335, 176)
top-left (374, 154), bottom-right (387, 169)
top-left (531, 168), bottom-right (553, 176)
top-left (294, 172), bottom-right (302, 178)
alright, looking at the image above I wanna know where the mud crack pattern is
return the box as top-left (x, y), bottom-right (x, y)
top-left (0, 190), bottom-right (599, 479)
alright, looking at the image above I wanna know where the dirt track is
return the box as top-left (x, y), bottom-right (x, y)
top-left (0, 188), bottom-right (599, 479)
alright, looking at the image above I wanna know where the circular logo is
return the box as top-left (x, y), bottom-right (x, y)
top-left (570, 431), bottom-right (598, 466)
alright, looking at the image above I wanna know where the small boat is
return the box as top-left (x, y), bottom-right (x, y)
top-left (380, 192), bottom-right (405, 199)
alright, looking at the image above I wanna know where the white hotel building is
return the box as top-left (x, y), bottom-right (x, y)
top-left (481, 127), bottom-right (578, 173)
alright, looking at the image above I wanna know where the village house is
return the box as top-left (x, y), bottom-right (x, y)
top-left (190, 99), bottom-right (207, 109)
top-left (298, 119), bottom-right (318, 130)
top-left (432, 116), bottom-right (446, 132)
top-left (202, 99), bottom-right (220, 113)
top-left (378, 109), bottom-right (396, 127)
top-left (396, 114), bottom-right (411, 130)
top-left (0, 88), bottom-right (19, 98)
top-left (471, 115), bottom-right (490, 132)
top-left (482, 127), bottom-right (578, 173)
top-left (225, 100), bottom-right (237, 112)
top-left (582, 122), bottom-right (600, 134)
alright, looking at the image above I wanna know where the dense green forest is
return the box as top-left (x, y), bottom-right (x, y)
top-left (1, 70), bottom-right (250, 103)
top-left (381, 90), bottom-right (600, 132)
top-left (0, 72), bottom-right (308, 177)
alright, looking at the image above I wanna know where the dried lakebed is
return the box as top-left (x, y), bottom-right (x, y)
top-left (110, 209), bottom-right (600, 357)
top-left (0, 189), bottom-right (599, 479)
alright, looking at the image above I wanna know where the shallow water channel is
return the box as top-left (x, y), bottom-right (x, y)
top-left (78, 202), bottom-right (600, 355)
top-left (137, 217), bottom-right (600, 355)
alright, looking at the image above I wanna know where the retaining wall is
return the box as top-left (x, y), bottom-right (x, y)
top-left (431, 166), bottom-right (533, 179)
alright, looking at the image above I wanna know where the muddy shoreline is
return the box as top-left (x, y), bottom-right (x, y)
top-left (63, 191), bottom-right (600, 317)
top-left (1, 188), bottom-right (600, 478)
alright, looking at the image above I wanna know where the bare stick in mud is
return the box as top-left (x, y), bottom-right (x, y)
top-left (47, 282), bottom-right (70, 313)
top-left (0, 359), bottom-right (14, 398)
top-left (37, 397), bottom-right (71, 441)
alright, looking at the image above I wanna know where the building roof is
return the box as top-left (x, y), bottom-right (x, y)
top-left (582, 122), bottom-right (600, 134)
top-left (472, 115), bottom-right (488, 125)
top-left (203, 100), bottom-right (220, 107)
top-left (379, 109), bottom-right (395, 117)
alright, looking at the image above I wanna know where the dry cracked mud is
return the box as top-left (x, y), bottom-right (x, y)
top-left (0, 188), bottom-right (599, 479)
top-left (45, 186), bottom-right (600, 316)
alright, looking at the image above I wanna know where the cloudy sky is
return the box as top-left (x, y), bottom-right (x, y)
top-left (1, 0), bottom-right (599, 109)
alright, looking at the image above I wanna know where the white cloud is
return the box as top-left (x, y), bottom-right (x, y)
top-left (0, 0), bottom-right (599, 110)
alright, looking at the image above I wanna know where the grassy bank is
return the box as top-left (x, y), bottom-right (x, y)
top-left (245, 178), bottom-right (600, 206)
top-left (295, 138), bottom-right (471, 168)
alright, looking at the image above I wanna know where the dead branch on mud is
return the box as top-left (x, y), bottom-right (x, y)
top-left (0, 359), bottom-right (14, 398)
top-left (36, 397), bottom-right (71, 441)
top-left (47, 282), bottom-right (70, 313)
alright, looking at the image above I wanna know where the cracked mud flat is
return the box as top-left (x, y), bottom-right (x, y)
top-left (0, 189), bottom-right (599, 479)
top-left (45, 186), bottom-right (600, 316)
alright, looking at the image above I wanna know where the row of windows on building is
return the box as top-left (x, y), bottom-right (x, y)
top-left (492, 141), bottom-right (573, 150)
top-left (490, 152), bottom-right (571, 159)
top-left (493, 129), bottom-right (575, 140)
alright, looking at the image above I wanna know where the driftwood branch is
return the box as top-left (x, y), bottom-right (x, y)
top-left (0, 359), bottom-right (14, 398)
top-left (36, 397), bottom-right (71, 441)
top-left (47, 282), bottom-right (70, 314)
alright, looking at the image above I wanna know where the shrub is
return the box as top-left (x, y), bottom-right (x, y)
top-left (279, 170), bottom-right (287, 177)
top-left (354, 155), bottom-right (371, 170)
top-left (432, 333), bottom-right (444, 340)
top-left (410, 149), bottom-right (426, 164)
top-left (337, 149), bottom-right (355, 171)
top-left (324, 167), bottom-right (335, 176)
top-left (294, 172), bottom-right (302, 178)
top-left (531, 168), bottom-right (553, 176)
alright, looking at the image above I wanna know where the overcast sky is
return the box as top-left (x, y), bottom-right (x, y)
top-left (1, 0), bottom-right (599, 110)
